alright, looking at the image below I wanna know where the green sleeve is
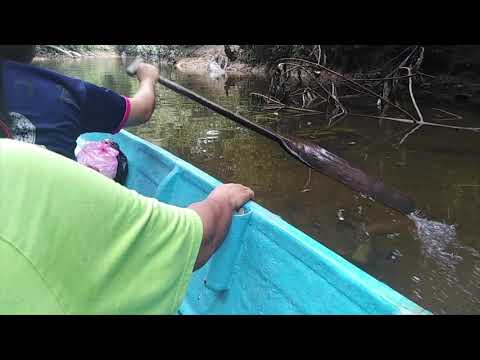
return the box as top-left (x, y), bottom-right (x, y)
top-left (0, 140), bottom-right (203, 314)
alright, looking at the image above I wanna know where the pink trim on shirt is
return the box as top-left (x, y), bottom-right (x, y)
top-left (113, 96), bottom-right (131, 133)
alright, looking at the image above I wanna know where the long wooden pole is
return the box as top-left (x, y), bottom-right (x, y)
top-left (127, 58), bottom-right (416, 215)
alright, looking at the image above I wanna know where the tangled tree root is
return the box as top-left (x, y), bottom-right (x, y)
top-left (250, 46), bottom-right (479, 146)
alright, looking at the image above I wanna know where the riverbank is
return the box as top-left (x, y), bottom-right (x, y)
top-left (174, 45), bottom-right (267, 76)
top-left (34, 45), bottom-right (118, 61)
top-left (33, 44), bottom-right (480, 106)
top-left (174, 45), bottom-right (480, 106)
top-left (116, 45), bottom-right (267, 76)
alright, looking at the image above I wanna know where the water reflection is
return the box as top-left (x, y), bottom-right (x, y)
top-left (35, 57), bottom-right (480, 314)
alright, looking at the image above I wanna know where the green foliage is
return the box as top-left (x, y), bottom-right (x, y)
top-left (35, 45), bottom-right (115, 57)
top-left (114, 45), bottom-right (197, 63)
top-left (237, 45), bottom-right (312, 64)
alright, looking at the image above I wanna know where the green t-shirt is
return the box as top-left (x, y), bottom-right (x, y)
top-left (0, 139), bottom-right (203, 314)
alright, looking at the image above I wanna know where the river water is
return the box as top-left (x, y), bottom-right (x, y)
top-left (36, 57), bottom-right (480, 314)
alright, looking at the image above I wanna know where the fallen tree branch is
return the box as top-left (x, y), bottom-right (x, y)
top-left (254, 48), bottom-right (476, 148)
top-left (399, 124), bottom-right (423, 144)
top-left (302, 168), bottom-right (312, 192)
top-left (327, 82), bottom-right (348, 126)
top-left (69, 50), bottom-right (83, 57)
top-left (278, 58), bottom-right (418, 121)
top-left (400, 66), bottom-right (423, 123)
top-left (417, 71), bottom-right (436, 78)
top-left (376, 46), bottom-right (420, 87)
top-left (370, 46), bottom-right (415, 73)
top-left (432, 108), bottom-right (463, 120)
top-left (350, 113), bottom-right (480, 132)
top-left (45, 45), bottom-right (74, 57)
top-left (250, 92), bottom-right (324, 113)
top-left (352, 73), bottom-right (421, 81)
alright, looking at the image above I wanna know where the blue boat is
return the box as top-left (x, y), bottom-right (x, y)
top-left (78, 130), bottom-right (431, 315)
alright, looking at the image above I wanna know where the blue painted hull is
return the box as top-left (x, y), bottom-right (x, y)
top-left (78, 130), bottom-right (430, 315)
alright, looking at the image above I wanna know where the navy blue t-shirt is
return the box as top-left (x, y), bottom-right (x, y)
top-left (1, 60), bottom-right (130, 159)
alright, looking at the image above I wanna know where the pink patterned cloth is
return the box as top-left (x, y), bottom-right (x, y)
top-left (76, 141), bottom-right (119, 179)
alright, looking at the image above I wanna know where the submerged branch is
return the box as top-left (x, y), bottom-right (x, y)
top-left (350, 113), bottom-right (480, 132)
top-left (432, 108), bottom-right (463, 120)
top-left (352, 73), bottom-right (421, 81)
top-left (400, 66), bottom-right (423, 123)
top-left (399, 124), bottom-right (423, 144)
top-left (250, 92), bottom-right (324, 113)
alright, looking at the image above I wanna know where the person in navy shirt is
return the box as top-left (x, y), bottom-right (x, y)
top-left (0, 45), bottom-right (159, 159)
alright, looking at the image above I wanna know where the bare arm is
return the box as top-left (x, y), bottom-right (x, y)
top-left (188, 183), bottom-right (254, 271)
top-left (125, 63), bottom-right (159, 127)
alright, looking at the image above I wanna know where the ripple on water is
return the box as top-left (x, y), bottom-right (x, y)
top-left (408, 211), bottom-right (460, 266)
top-left (408, 211), bottom-right (480, 312)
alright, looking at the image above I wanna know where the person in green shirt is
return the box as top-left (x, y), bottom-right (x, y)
top-left (0, 139), bottom-right (254, 314)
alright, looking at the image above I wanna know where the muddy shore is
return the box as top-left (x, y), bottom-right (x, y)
top-left (174, 45), bottom-right (267, 76)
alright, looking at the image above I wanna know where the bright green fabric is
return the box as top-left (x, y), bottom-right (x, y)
top-left (0, 139), bottom-right (203, 314)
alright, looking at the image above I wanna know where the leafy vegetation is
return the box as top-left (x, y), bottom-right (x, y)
top-left (115, 45), bottom-right (198, 63)
top-left (35, 45), bottom-right (114, 57)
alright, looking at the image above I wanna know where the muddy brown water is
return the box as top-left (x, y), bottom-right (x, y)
top-left (36, 57), bottom-right (480, 314)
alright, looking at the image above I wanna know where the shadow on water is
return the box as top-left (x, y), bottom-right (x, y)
top-left (36, 57), bottom-right (480, 314)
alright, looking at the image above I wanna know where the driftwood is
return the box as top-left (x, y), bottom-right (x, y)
top-left (69, 50), bottom-right (83, 58)
top-left (45, 45), bottom-right (74, 58)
